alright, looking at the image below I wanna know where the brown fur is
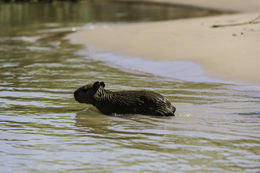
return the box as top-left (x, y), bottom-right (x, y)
top-left (74, 81), bottom-right (176, 116)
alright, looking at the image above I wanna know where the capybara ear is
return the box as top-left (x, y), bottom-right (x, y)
top-left (93, 81), bottom-right (100, 91)
top-left (100, 81), bottom-right (105, 88)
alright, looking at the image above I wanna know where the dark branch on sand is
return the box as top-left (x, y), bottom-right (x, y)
top-left (212, 15), bottom-right (260, 28)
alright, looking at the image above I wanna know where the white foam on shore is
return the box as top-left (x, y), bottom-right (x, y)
top-left (75, 46), bottom-right (260, 97)
top-left (78, 48), bottom-right (228, 83)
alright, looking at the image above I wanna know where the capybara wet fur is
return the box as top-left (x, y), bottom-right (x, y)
top-left (74, 81), bottom-right (176, 116)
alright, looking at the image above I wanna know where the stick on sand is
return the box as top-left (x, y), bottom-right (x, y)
top-left (212, 15), bottom-right (260, 28)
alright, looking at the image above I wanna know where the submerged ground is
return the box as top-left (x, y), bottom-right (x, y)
top-left (0, 1), bottom-right (260, 172)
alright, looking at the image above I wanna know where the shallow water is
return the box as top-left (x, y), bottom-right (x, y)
top-left (0, 1), bottom-right (259, 173)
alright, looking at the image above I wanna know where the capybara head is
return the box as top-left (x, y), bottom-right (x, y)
top-left (74, 81), bottom-right (105, 104)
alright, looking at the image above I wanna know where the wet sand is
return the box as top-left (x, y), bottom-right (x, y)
top-left (68, 0), bottom-right (260, 84)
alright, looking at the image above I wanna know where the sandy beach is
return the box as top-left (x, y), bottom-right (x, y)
top-left (68, 0), bottom-right (260, 84)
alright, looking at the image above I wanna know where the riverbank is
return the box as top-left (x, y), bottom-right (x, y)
top-left (68, 0), bottom-right (260, 84)
top-left (116, 0), bottom-right (260, 12)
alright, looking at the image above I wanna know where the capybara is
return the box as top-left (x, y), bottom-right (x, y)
top-left (74, 81), bottom-right (176, 116)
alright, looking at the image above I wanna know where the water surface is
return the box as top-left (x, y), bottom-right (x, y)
top-left (0, 1), bottom-right (259, 173)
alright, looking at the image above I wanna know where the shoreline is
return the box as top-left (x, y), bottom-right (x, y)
top-left (68, 0), bottom-right (260, 85)
top-left (115, 0), bottom-right (260, 12)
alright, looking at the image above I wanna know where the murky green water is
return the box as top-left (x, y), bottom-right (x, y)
top-left (0, 1), bottom-right (259, 173)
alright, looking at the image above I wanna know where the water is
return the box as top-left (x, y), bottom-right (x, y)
top-left (0, 1), bottom-right (259, 173)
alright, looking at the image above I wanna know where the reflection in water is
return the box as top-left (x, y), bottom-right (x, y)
top-left (0, 1), bottom-right (259, 173)
top-left (0, 0), bottom-right (224, 27)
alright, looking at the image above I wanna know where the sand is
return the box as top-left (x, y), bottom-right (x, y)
top-left (68, 0), bottom-right (260, 84)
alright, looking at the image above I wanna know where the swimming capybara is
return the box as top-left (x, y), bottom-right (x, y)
top-left (74, 81), bottom-right (176, 116)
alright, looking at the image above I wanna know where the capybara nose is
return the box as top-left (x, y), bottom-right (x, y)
top-left (74, 90), bottom-right (81, 103)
